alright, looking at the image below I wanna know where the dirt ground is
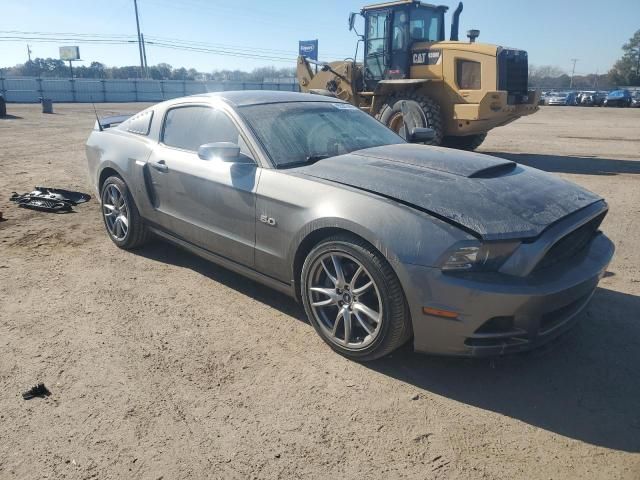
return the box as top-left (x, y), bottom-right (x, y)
top-left (1, 103), bottom-right (639, 480)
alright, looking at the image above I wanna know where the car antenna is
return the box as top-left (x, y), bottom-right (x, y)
top-left (92, 103), bottom-right (103, 132)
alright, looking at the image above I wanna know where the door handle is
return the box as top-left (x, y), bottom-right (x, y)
top-left (150, 160), bottom-right (168, 173)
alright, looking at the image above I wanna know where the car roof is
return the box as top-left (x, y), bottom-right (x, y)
top-left (189, 90), bottom-right (342, 107)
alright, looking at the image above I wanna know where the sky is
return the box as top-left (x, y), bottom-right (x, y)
top-left (1, 0), bottom-right (639, 75)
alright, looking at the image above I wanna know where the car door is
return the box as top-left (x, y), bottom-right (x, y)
top-left (146, 104), bottom-right (258, 267)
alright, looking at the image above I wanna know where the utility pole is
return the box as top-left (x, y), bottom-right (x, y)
top-left (27, 44), bottom-right (32, 62)
top-left (141, 33), bottom-right (149, 74)
top-left (569, 58), bottom-right (578, 89)
top-left (133, 0), bottom-right (145, 78)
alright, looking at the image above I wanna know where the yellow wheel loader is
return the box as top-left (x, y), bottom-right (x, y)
top-left (297, 0), bottom-right (540, 150)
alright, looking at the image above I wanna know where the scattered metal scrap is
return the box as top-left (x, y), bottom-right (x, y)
top-left (10, 187), bottom-right (91, 213)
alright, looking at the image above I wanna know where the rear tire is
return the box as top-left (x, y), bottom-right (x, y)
top-left (301, 234), bottom-right (412, 361)
top-left (100, 175), bottom-right (149, 250)
top-left (376, 93), bottom-right (443, 146)
top-left (441, 133), bottom-right (487, 151)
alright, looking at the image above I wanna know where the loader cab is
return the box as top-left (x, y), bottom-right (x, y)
top-left (361, 1), bottom-right (447, 90)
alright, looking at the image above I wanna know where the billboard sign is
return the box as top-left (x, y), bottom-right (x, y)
top-left (59, 46), bottom-right (80, 61)
top-left (298, 40), bottom-right (318, 61)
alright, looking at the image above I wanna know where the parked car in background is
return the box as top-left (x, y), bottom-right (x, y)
top-left (578, 91), bottom-right (601, 106)
top-left (604, 89), bottom-right (632, 107)
top-left (546, 91), bottom-right (577, 106)
top-left (575, 92), bottom-right (587, 105)
top-left (538, 91), bottom-right (548, 105)
top-left (592, 91), bottom-right (608, 106)
top-left (85, 91), bottom-right (614, 360)
top-left (631, 91), bottom-right (640, 108)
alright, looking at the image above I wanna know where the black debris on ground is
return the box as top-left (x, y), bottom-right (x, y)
top-left (10, 187), bottom-right (91, 213)
top-left (22, 383), bottom-right (51, 400)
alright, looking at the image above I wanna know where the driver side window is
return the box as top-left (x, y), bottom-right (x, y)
top-left (162, 105), bottom-right (251, 156)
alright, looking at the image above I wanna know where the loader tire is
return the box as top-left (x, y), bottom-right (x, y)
top-left (376, 93), bottom-right (443, 146)
top-left (441, 133), bottom-right (487, 151)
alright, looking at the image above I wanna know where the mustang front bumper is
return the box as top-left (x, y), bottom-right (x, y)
top-left (401, 233), bottom-right (615, 356)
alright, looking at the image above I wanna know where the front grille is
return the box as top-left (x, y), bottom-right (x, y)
top-left (534, 212), bottom-right (606, 272)
top-left (497, 48), bottom-right (529, 104)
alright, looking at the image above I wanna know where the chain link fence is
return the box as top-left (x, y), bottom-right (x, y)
top-left (0, 77), bottom-right (300, 103)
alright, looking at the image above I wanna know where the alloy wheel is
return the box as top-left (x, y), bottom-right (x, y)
top-left (102, 183), bottom-right (129, 241)
top-left (307, 252), bottom-right (383, 350)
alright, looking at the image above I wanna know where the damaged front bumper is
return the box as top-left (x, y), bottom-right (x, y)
top-left (400, 232), bottom-right (614, 357)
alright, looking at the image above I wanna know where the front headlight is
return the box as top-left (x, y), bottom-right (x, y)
top-left (440, 241), bottom-right (520, 272)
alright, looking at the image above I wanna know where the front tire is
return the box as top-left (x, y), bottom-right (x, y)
top-left (301, 234), bottom-right (412, 361)
top-left (100, 175), bottom-right (149, 250)
top-left (376, 93), bottom-right (443, 146)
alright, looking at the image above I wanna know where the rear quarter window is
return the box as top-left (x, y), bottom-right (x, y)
top-left (125, 110), bottom-right (154, 135)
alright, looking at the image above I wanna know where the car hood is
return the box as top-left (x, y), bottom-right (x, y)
top-left (289, 144), bottom-right (602, 241)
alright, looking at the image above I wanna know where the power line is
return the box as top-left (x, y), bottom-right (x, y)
top-left (0, 32), bottom-right (354, 65)
top-left (144, 35), bottom-right (352, 59)
top-left (0, 30), bottom-right (135, 38)
top-left (0, 30), bottom-right (353, 60)
top-left (0, 36), bottom-right (136, 45)
top-left (145, 41), bottom-right (296, 62)
top-left (0, 35), bottom-right (297, 63)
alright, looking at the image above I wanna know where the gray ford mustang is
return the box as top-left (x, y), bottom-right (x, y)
top-left (86, 91), bottom-right (614, 360)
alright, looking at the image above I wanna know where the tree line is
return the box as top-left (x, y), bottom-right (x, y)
top-left (0, 59), bottom-right (296, 82)
top-left (528, 66), bottom-right (613, 90)
top-left (530, 30), bottom-right (640, 90)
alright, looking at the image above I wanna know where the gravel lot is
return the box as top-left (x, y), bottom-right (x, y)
top-left (1, 103), bottom-right (639, 480)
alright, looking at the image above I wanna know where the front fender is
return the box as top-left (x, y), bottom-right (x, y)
top-left (255, 169), bottom-right (472, 290)
top-left (286, 196), bottom-right (473, 284)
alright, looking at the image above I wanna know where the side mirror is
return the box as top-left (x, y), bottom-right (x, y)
top-left (198, 142), bottom-right (242, 162)
top-left (409, 127), bottom-right (436, 143)
top-left (399, 100), bottom-right (434, 143)
top-left (348, 12), bottom-right (356, 31)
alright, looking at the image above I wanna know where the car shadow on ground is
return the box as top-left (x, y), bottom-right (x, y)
top-left (485, 152), bottom-right (640, 176)
top-left (0, 114), bottom-right (24, 120)
top-left (365, 286), bottom-right (640, 453)
top-left (136, 240), bottom-right (307, 321)
top-left (135, 241), bottom-right (640, 453)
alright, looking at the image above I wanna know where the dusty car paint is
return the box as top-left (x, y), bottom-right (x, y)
top-left (86, 91), bottom-right (614, 356)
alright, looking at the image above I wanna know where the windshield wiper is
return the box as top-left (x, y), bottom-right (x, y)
top-left (305, 154), bottom-right (329, 163)
top-left (279, 154), bottom-right (330, 169)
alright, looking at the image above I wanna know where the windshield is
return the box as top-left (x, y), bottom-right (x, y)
top-left (409, 7), bottom-right (443, 42)
top-left (239, 102), bottom-right (404, 168)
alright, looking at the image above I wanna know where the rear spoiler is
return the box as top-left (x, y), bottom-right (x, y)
top-left (94, 114), bottom-right (132, 131)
